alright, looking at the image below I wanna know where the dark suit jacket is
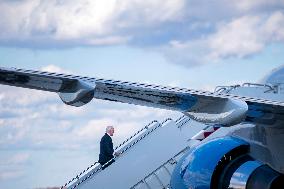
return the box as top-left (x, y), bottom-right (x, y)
top-left (99, 133), bottom-right (114, 165)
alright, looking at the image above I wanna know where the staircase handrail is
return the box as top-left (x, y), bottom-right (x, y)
top-left (131, 146), bottom-right (190, 188)
top-left (62, 118), bottom-right (173, 189)
top-left (114, 120), bottom-right (159, 150)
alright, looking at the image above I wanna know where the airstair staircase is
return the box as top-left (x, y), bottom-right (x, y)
top-left (130, 147), bottom-right (188, 189)
top-left (62, 115), bottom-right (207, 189)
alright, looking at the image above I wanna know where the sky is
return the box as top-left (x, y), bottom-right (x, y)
top-left (0, 0), bottom-right (284, 188)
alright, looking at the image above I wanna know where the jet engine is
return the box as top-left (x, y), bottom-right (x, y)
top-left (170, 137), bottom-right (284, 189)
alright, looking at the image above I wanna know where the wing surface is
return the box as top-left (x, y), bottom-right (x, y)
top-left (1, 67), bottom-right (283, 126)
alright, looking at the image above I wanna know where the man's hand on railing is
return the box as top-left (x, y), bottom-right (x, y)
top-left (114, 151), bottom-right (121, 157)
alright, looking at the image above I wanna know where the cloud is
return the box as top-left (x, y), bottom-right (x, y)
top-left (160, 11), bottom-right (284, 67)
top-left (0, 0), bottom-right (283, 67)
top-left (0, 153), bottom-right (29, 181)
top-left (160, 39), bottom-right (210, 66)
top-left (208, 12), bottom-right (284, 59)
top-left (87, 36), bottom-right (130, 45)
top-left (233, 0), bottom-right (284, 11)
top-left (0, 0), bottom-right (185, 47)
top-left (0, 86), bottom-right (56, 107)
top-left (0, 170), bottom-right (24, 180)
top-left (41, 64), bottom-right (72, 74)
top-left (1, 153), bottom-right (30, 165)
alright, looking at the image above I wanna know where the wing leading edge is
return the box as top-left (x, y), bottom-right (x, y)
top-left (0, 67), bottom-right (266, 126)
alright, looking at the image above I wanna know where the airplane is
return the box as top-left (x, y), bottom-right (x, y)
top-left (0, 65), bottom-right (284, 189)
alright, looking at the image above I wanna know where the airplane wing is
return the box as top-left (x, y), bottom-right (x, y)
top-left (1, 67), bottom-right (283, 126)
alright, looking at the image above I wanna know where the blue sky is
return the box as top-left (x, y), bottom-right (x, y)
top-left (0, 1), bottom-right (284, 188)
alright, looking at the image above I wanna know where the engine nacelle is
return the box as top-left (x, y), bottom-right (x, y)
top-left (170, 137), bottom-right (284, 189)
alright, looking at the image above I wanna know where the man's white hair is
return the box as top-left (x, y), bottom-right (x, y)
top-left (106, 126), bottom-right (114, 133)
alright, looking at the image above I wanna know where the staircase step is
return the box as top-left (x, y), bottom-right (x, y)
top-left (144, 173), bottom-right (164, 188)
top-left (154, 166), bottom-right (171, 186)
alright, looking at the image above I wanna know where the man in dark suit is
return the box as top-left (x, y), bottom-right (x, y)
top-left (99, 126), bottom-right (116, 170)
